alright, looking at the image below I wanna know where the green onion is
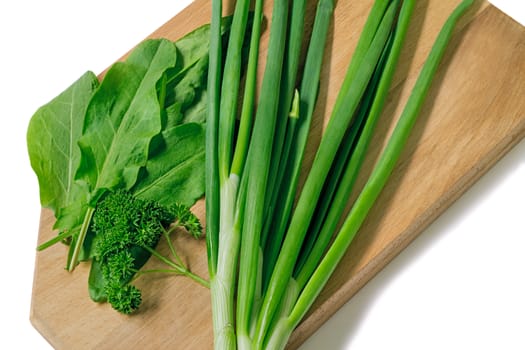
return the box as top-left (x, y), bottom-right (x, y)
top-left (295, 0), bottom-right (414, 291)
top-left (261, 0), bottom-right (308, 243)
top-left (218, 0), bottom-right (251, 183)
top-left (205, 0), bottom-right (221, 280)
top-left (261, 0), bottom-right (335, 292)
top-left (236, 1), bottom-right (290, 346)
top-left (208, 0), bottom-right (264, 349)
top-left (205, 0), bottom-right (474, 348)
top-left (286, 0), bottom-right (474, 337)
top-left (253, 3), bottom-right (400, 346)
top-left (207, 7), bottom-right (230, 348)
top-left (331, 0), bottom-right (393, 118)
top-left (292, 33), bottom-right (393, 285)
top-left (230, 0), bottom-right (264, 177)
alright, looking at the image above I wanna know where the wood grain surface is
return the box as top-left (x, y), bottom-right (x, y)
top-left (30, 0), bottom-right (525, 349)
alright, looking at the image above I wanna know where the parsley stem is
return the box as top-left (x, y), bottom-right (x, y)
top-left (163, 226), bottom-right (185, 267)
top-left (142, 245), bottom-right (209, 288)
top-left (137, 269), bottom-right (209, 288)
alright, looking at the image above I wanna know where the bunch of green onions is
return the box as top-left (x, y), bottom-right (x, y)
top-left (205, 0), bottom-right (474, 349)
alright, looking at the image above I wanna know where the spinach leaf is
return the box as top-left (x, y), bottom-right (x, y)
top-left (27, 71), bottom-right (99, 220)
top-left (62, 39), bottom-right (178, 269)
top-left (164, 55), bottom-right (209, 129)
top-left (165, 55), bottom-right (209, 113)
top-left (133, 122), bottom-right (205, 207)
top-left (75, 39), bottom-right (178, 195)
top-left (172, 16), bottom-right (231, 74)
top-left (163, 15), bottom-right (234, 124)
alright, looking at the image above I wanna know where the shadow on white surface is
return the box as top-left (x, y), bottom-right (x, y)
top-left (300, 138), bottom-right (525, 349)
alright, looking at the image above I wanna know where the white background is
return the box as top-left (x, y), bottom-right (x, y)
top-left (0, 1), bottom-right (523, 349)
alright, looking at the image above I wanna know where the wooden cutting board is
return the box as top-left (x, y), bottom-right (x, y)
top-left (30, 1), bottom-right (525, 349)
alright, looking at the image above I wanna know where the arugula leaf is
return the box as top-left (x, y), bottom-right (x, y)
top-left (27, 71), bottom-right (99, 219)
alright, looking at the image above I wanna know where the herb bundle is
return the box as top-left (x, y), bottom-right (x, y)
top-left (27, 21), bottom-right (230, 312)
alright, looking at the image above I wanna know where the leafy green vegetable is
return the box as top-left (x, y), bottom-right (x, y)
top-left (174, 17), bottom-right (230, 72)
top-left (28, 17), bottom-right (237, 312)
top-left (164, 55), bottom-right (210, 126)
top-left (76, 39), bottom-right (177, 193)
top-left (163, 15), bottom-right (235, 126)
top-left (27, 71), bottom-right (99, 230)
top-left (65, 39), bottom-right (179, 270)
top-left (133, 122), bottom-right (205, 207)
